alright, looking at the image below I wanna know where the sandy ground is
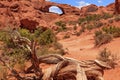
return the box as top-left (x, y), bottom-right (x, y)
top-left (59, 33), bottom-right (120, 80)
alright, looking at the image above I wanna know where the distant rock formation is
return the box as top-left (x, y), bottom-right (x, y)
top-left (115, 0), bottom-right (120, 14)
top-left (0, 0), bottom-right (81, 28)
top-left (0, 0), bottom-right (118, 30)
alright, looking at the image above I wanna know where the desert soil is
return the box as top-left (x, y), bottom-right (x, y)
top-left (59, 33), bottom-right (120, 80)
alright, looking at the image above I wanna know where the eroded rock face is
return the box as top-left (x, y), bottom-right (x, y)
top-left (38, 1), bottom-right (80, 15)
top-left (86, 4), bottom-right (98, 12)
top-left (20, 19), bottom-right (39, 32)
top-left (10, 2), bottom-right (20, 12)
top-left (0, 0), bottom-right (81, 29)
top-left (80, 4), bottom-right (99, 16)
top-left (115, 0), bottom-right (120, 14)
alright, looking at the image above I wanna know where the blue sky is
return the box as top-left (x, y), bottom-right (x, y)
top-left (47, 0), bottom-right (115, 14)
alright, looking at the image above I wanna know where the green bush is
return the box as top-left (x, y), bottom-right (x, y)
top-left (86, 24), bottom-right (94, 30)
top-left (63, 34), bottom-right (70, 39)
top-left (78, 14), bottom-right (102, 25)
top-left (94, 31), bottom-right (112, 47)
top-left (102, 13), bottom-right (113, 19)
top-left (38, 29), bottom-right (56, 45)
top-left (19, 29), bottom-right (35, 40)
top-left (0, 31), bottom-right (16, 48)
top-left (78, 18), bottom-right (86, 25)
top-left (86, 14), bottom-right (101, 22)
top-left (55, 21), bottom-right (67, 32)
top-left (94, 21), bottom-right (103, 28)
top-left (102, 26), bottom-right (120, 38)
top-left (94, 30), bottom-right (103, 37)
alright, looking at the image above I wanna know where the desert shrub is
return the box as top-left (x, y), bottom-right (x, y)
top-left (78, 18), bottom-right (86, 25)
top-left (0, 31), bottom-right (16, 48)
top-left (94, 21), bottom-right (103, 28)
top-left (114, 15), bottom-right (120, 22)
top-left (94, 31), bottom-right (112, 46)
top-left (68, 21), bottom-right (77, 25)
top-left (63, 34), bottom-right (70, 39)
top-left (94, 30), bottom-right (103, 37)
top-left (102, 13), bottom-right (113, 19)
top-left (34, 27), bottom-right (45, 37)
top-left (78, 14), bottom-right (101, 25)
top-left (38, 29), bottom-right (56, 45)
top-left (19, 28), bottom-right (35, 40)
top-left (98, 48), bottom-right (111, 61)
top-left (97, 48), bottom-right (118, 68)
top-left (55, 21), bottom-right (67, 32)
top-left (86, 14), bottom-right (101, 22)
top-left (102, 26), bottom-right (120, 38)
top-left (86, 24), bottom-right (94, 30)
top-left (19, 28), bottom-right (56, 45)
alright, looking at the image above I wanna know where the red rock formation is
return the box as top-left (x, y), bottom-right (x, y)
top-left (115, 0), bottom-right (120, 14)
top-left (20, 19), bottom-right (39, 32)
top-left (80, 4), bottom-right (98, 16)
top-left (0, 0), bottom-right (81, 28)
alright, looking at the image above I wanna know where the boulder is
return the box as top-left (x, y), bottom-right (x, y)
top-left (20, 19), bottom-right (39, 32)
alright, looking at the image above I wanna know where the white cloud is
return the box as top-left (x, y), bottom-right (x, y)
top-left (76, 1), bottom-right (90, 9)
top-left (98, 0), bottom-right (102, 3)
top-left (49, 6), bottom-right (63, 14)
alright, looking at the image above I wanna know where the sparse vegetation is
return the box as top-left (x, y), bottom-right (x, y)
top-left (78, 14), bottom-right (102, 25)
top-left (102, 13), bottom-right (113, 19)
top-left (94, 26), bottom-right (120, 47)
top-left (86, 24), bottom-right (94, 30)
top-left (86, 14), bottom-right (101, 22)
top-left (94, 21), bottom-right (103, 28)
top-left (78, 18), bottom-right (86, 25)
top-left (63, 33), bottom-right (70, 39)
top-left (102, 26), bottom-right (120, 38)
top-left (55, 21), bottom-right (67, 32)
top-left (97, 48), bottom-right (112, 61)
top-left (94, 31), bottom-right (112, 47)
top-left (114, 15), bottom-right (120, 22)
top-left (97, 48), bottom-right (118, 68)
top-left (38, 29), bottom-right (56, 45)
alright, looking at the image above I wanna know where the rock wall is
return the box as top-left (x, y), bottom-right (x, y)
top-left (115, 0), bottom-right (120, 14)
top-left (0, 0), bottom-right (81, 28)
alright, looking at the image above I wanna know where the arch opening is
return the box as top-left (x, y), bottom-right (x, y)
top-left (49, 6), bottom-right (63, 14)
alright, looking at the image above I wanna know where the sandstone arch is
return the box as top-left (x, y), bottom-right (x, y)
top-left (40, 1), bottom-right (80, 15)
top-left (41, 4), bottom-right (65, 14)
top-left (49, 6), bottom-right (64, 14)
